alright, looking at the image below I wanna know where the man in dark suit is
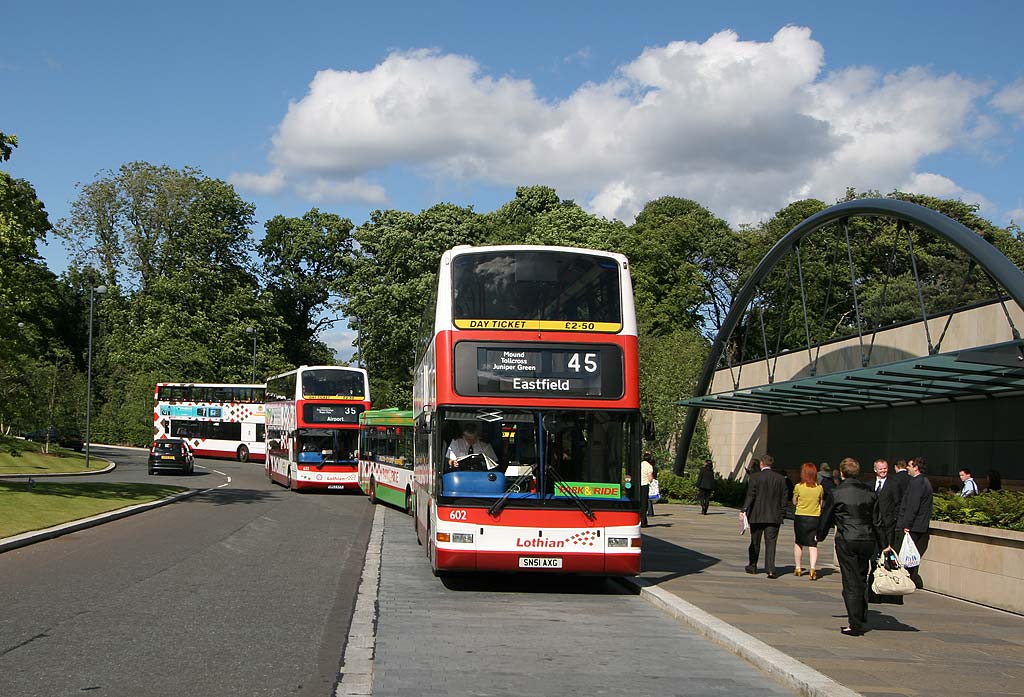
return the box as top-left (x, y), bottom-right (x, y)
top-left (891, 459), bottom-right (911, 499)
top-left (817, 457), bottom-right (879, 636)
top-left (872, 458), bottom-right (904, 550)
top-left (741, 454), bottom-right (789, 578)
top-left (897, 456), bottom-right (933, 589)
top-left (868, 458), bottom-right (905, 606)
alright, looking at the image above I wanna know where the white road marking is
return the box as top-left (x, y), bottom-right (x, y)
top-left (195, 465), bottom-right (232, 489)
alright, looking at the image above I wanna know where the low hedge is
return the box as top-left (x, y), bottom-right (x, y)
top-left (655, 468), bottom-right (748, 508)
top-left (932, 491), bottom-right (1024, 532)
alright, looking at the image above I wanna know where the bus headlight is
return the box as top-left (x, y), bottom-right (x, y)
top-left (607, 537), bottom-right (629, 548)
top-left (451, 533), bottom-right (474, 544)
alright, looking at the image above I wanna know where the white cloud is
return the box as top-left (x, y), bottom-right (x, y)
top-left (1005, 207), bottom-right (1024, 225)
top-left (320, 324), bottom-right (359, 363)
top-left (296, 177), bottom-right (389, 205)
top-left (237, 28), bottom-right (1001, 224)
top-left (992, 78), bottom-right (1024, 121)
top-left (229, 169), bottom-right (286, 195)
top-left (901, 172), bottom-right (995, 214)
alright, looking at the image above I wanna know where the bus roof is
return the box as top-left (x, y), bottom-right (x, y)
top-left (265, 365), bottom-right (368, 382)
top-left (360, 408), bottom-right (413, 426)
top-left (443, 244), bottom-right (628, 266)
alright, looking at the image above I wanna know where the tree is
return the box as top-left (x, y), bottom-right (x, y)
top-left (259, 209), bottom-right (355, 366)
top-left (57, 162), bottom-right (290, 445)
top-left (0, 132), bottom-right (74, 433)
top-left (0, 132), bottom-right (16, 162)
top-left (341, 203), bottom-right (486, 407)
top-left (623, 197), bottom-right (739, 337)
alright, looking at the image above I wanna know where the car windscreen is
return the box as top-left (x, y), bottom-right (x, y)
top-left (153, 442), bottom-right (183, 453)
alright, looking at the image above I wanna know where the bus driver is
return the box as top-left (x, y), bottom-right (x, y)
top-left (447, 423), bottom-right (499, 470)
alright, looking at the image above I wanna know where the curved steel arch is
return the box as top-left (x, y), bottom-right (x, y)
top-left (674, 197), bottom-right (1024, 474)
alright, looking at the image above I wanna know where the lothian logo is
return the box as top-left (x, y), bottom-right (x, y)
top-left (515, 530), bottom-right (599, 548)
top-left (567, 531), bottom-right (598, 547)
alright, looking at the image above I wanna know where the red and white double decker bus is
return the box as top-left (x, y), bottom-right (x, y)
top-left (413, 245), bottom-right (643, 575)
top-left (265, 366), bottom-right (371, 491)
top-left (154, 383), bottom-right (266, 461)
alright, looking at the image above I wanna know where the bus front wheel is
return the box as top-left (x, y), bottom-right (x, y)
top-left (236, 445), bottom-right (249, 462)
top-left (368, 478), bottom-right (377, 505)
top-left (405, 489), bottom-right (413, 516)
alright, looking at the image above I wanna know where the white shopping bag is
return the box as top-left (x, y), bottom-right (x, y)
top-left (739, 512), bottom-right (750, 535)
top-left (898, 532), bottom-right (921, 568)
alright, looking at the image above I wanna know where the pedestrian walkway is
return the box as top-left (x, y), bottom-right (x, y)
top-left (636, 504), bottom-right (1023, 697)
top-left (370, 507), bottom-right (796, 697)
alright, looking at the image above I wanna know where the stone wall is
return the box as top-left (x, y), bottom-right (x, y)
top-left (921, 521), bottom-right (1024, 615)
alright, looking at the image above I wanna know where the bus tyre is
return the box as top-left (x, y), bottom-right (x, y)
top-left (414, 511), bottom-right (422, 545)
top-left (368, 478), bottom-right (377, 505)
top-left (405, 489), bottom-right (413, 516)
top-left (236, 445), bottom-right (249, 462)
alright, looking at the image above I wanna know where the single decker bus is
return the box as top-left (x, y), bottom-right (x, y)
top-left (358, 408), bottom-right (415, 513)
top-left (154, 383), bottom-right (266, 462)
top-left (265, 365), bottom-right (370, 491)
top-left (413, 245), bottom-right (643, 576)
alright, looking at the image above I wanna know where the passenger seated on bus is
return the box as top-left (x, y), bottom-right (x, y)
top-left (446, 423), bottom-right (499, 471)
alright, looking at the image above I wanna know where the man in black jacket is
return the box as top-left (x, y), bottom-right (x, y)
top-left (817, 457), bottom-right (879, 636)
top-left (896, 456), bottom-right (933, 589)
top-left (741, 454), bottom-right (789, 578)
top-left (696, 460), bottom-right (715, 515)
top-left (872, 458), bottom-right (905, 550)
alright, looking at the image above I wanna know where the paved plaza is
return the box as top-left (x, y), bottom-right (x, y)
top-left (636, 503), bottom-right (1024, 697)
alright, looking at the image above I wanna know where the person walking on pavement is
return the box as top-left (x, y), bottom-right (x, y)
top-left (817, 462), bottom-right (835, 498)
top-left (741, 454), bottom-right (789, 578)
top-left (816, 457), bottom-right (880, 636)
top-left (897, 456), bottom-right (933, 589)
top-left (792, 462), bottom-right (824, 580)
top-left (868, 458), bottom-right (906, 607)
top-left (639, 452), bottom-right (654, 528)
top-left (696, 459), bottom-right (715, 515)
top-left (872, 459), bottom-right (904, 551)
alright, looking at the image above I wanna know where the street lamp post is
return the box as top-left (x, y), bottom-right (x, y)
top-left (246, 326), bottom-right (256, 383)
top-left (85, 285), bottom-right (106, 469)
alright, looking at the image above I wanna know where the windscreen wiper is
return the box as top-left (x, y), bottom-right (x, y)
top-left (546, 465), bottom-right (596, 521)
top-left (488, 467), bottom-right (536, 518)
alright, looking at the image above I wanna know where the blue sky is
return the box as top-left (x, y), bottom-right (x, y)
top-left (4, 1), bottom-right (1024, 359)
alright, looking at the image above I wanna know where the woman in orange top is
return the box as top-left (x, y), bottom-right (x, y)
top-left (792, 461), bottom-right (824, 579)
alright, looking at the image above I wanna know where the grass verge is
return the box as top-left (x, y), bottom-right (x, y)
top-left (0, 481), bottom-right (188, 538)
top-left (0, 438), bottom-right (96, 475)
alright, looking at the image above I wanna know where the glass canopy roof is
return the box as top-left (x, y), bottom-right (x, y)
top-left (677, 340), bottom-right (1024, 415)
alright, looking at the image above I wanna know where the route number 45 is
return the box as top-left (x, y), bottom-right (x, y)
top-left (448, 509), bottom-right (468, 520)
top-left (567, 352), bottom-right (598, 373)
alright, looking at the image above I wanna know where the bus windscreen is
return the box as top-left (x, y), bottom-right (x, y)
top-left (452, 251), bottom-right (621, 327)
top-left (300, 369), bottom-right (365, 400)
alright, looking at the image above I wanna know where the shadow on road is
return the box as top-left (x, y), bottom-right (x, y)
top-left (440, 572), bottom-right (628, 595)
top-left (199, 487), bottom-right (279, 506)
top-left (640, 533), bottom-right (720, 584)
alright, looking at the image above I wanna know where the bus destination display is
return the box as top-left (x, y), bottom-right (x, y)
top-left (453, 342), bottom-right (624, 398)
top-left (302, 403), bottom-right (364, 424)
